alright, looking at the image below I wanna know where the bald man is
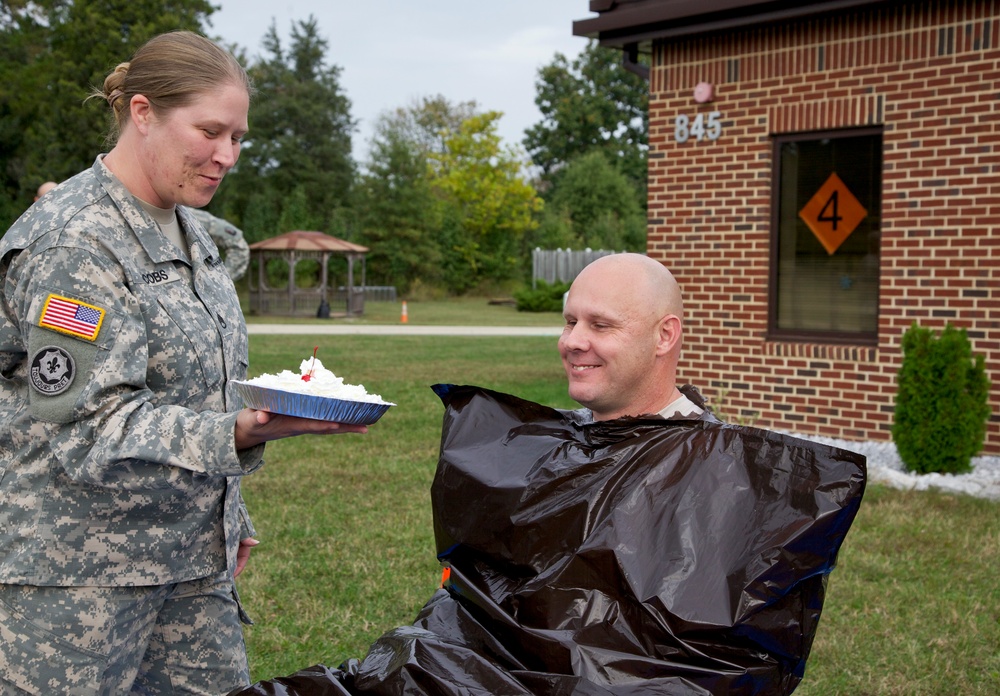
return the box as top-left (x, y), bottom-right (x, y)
top-left (34, 181), bottom-right (57, 201)
top-left (559, 252), bottom-right (702, 421)
top-left (231, 251), bottom-right (867, 696)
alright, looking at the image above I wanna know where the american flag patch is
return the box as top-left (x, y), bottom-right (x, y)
top-left (39, 294), bottom-right (106, 341)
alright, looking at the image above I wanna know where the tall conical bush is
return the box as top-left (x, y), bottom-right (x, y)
top-left (892, 323), bottom-right (991, 475)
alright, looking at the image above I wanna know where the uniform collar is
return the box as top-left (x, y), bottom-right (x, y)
top-left (91, 155), bottom-right (188, 266)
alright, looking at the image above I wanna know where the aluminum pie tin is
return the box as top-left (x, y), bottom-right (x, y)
top-left (232, 381), bottom-right (393, 425)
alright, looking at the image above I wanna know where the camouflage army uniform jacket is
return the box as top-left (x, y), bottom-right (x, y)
top-left (185, 207), bottom-right (250, 281)
top-left (0, 157), bottom-right (264, 586)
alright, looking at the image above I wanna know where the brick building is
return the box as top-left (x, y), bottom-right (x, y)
top-left (574, 0), bottom-right (1000, 455)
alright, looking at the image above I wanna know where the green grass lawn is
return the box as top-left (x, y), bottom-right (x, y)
top-left (239, 333), bottom-right (1000, 695)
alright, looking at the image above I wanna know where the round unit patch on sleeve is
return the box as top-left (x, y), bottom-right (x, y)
top-left (30, 346), bottom-right (76, 396)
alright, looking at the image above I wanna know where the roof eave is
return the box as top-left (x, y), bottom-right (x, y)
top-left (573, 0), bottom-right (896, 50)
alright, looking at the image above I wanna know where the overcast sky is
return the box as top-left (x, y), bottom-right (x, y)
top-left (207, 1), bottom-right (595, 161)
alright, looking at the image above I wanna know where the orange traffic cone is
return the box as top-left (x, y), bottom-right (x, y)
top-left (401, 300), bottom-right (408, 323)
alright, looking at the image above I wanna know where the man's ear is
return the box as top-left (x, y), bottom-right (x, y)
top-left (656, 314), bottom-right (682, 357)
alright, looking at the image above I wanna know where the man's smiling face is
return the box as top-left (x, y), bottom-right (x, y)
top-left (558, 260), bottom-right (665, 421)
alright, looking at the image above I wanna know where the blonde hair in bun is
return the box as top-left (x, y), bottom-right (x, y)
top-left (89, 31), bottom-right (253, 144)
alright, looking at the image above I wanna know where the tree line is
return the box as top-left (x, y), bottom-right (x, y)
top-left (1, 1), bottom-right (648, 296)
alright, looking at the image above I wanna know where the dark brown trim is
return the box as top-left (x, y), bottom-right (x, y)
top-left (574, 0), bottom-right (896, 49)
top-left (623, 43), bottom-right (650, 79)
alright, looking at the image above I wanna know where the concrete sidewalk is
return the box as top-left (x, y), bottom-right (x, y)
top-left (246, 324), bottom-right (563, 336)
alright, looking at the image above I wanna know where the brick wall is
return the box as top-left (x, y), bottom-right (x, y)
top-left (646, 0), bottom-right (1000, 454)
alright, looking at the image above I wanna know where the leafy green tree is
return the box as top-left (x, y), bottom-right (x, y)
top-left (380, 95), bottom-right (478, 160)
top-left (524, 41), bottom-right (648, 204)
top-left (355, 111), bottom-right (443, 294)
top-left (539, 150), bottom-right (646, 251)
top-left (0, 0), bottom-right (214, 227)
top-left (239, 188), bottom-right (281, 245)
top-left (358, 96), bottom-right (538, 297)
top-left (277, 186), bottom-right (323, 232)
top-left (217, 17), bottom-right (355, 241)
top-left (432, 111), bottom-right (542, 293)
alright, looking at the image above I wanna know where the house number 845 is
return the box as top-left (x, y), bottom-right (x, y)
top-left (675, 112), bottom-right (722, 143)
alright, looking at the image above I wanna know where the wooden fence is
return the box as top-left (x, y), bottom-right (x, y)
top-left (531, 248), bottom-right (618, 288)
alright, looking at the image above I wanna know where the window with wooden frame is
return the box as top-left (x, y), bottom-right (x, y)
top-left (769, 128), bottom-right (882, 344)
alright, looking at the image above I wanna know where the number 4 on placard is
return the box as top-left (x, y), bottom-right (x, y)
top-left (674, 111), bottom-right (722, 143)
top-left (818, 190), bottom-right (843, 230)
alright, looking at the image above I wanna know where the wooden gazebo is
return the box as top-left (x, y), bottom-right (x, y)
top-left (248, 231), bottom-right (368, 317)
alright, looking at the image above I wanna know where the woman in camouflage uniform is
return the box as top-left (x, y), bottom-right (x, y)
top-left (0, 31), bottom-right (366, 695)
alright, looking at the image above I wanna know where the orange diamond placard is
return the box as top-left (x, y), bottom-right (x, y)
top-left (798, 172), bottom-right (868, 255)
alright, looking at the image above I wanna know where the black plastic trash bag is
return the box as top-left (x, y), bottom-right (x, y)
top-left (231, 384), bottom-right (866, 696)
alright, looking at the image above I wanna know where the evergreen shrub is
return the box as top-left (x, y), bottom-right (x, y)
top-left (892, 322), bottom-right (991, 475)
top-left (514, 280), bottom-right (571, 313)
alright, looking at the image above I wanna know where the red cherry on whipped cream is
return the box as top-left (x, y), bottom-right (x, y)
top-left (302, 346), bottom-right (319, 381)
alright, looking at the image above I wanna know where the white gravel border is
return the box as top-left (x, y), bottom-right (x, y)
top-left (781, 432), bottom-right (1000, 501)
